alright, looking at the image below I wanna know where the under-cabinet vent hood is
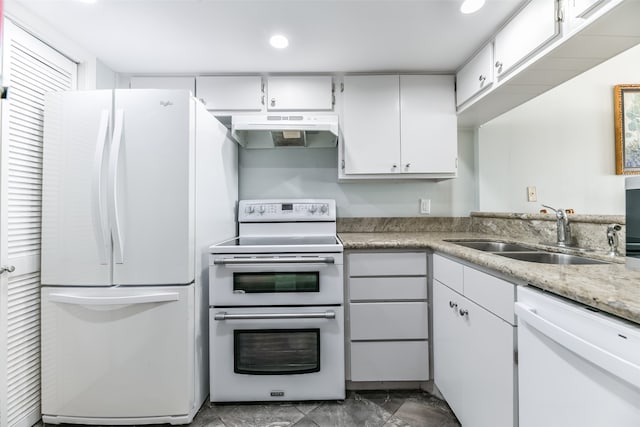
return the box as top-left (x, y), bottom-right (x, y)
top-left (231, 114), bottom-right (339, 148)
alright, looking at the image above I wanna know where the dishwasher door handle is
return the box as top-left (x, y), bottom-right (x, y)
top-left (515, 302), bottom-right (640, 390)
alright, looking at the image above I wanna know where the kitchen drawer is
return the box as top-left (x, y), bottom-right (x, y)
top-left (349, 252), bottom-right (427, 277)
top-left (463, 267), bottom-right (516, 324)
top-left (350, 341), bottom-right (429, 382)
top-left (433, 254), bottom-right (464, 293)
top-left (349, 302), bottom-right (428, 340)
top-left (349, 277), bottom-right (427, 301)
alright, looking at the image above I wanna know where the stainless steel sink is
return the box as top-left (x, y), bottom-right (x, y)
top-left (496, 252), bottom-right (609, 265)
top-left (445, 240), bottom-right (534, 252)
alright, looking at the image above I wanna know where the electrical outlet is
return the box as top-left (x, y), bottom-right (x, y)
top-left (420, 198), bottom-right (431, 214)
top-left (527, 186), bottom-right (537, 202)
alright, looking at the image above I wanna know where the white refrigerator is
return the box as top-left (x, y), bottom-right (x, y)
top-left (40, 89), bottom-right (238, 425)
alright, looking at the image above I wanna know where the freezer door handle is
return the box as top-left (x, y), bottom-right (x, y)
top-left (515, 302), bottom-right (640, 390)
top-left (214, 310), bottom-right (336, 321)
top-left (108, 109), bottom-right (125, 264)
top-left (92, 109), bottom-right (111, 265)
top-left (48, 292), bottom-right (180, 306)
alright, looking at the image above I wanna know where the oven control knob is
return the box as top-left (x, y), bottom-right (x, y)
top-left (320, 204), bottom-right (328, 213)
top-left (258, 205), bottom-right (266, 214)
top-left (245, 205), bottom-right (255, 214)
top-left (309, 205), bottom-right (317, 213)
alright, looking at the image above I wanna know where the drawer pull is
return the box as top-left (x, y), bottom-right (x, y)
top-left (449, 300), bottom-right (458, 309)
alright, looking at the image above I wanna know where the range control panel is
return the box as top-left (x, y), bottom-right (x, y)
top-left (238, 199), bottom-right (336, 222)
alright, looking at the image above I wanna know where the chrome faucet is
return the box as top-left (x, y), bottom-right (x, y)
top-left (607, 224), bottom-right (622, 256)
top-left (542, 205), bottom-right (572, 247)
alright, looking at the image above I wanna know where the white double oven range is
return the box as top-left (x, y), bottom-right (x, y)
top-left (209, 199), bottom-right (345, 402)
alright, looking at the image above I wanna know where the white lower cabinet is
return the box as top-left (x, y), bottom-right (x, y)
top-left (347, 251), bottom-right (429, 383)
top-left (433, 254), bottom-right (517, 427)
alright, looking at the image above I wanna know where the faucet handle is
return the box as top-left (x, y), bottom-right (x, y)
top-left (607, 224), bottom-right (622, 256)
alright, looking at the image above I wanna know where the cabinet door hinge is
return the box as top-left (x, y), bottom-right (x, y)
top-left (340, 82), bottom-right (344, 93)
top-left (455, 158), bottom-right (458, 169)
top-left (332, 94), bottom-right (336, 106)
top-left (514, 349), bottom-right (518, 365)
top-left (341, 159), bottom-right (345, 170)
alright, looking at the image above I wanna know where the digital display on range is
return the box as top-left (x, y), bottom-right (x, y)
top-left (282, 203), bottom-right (293, 211)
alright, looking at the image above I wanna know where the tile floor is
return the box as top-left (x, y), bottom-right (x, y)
top-left (192, 390), bottom-right (461, 427)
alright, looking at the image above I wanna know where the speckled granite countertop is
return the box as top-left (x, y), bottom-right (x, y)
top-left (339, 232), bottom-right (640, 325)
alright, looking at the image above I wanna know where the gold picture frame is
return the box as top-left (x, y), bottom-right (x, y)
top-left (615, 84), bottom-right (640, 175)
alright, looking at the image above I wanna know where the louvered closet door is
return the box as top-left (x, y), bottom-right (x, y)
top-left (0, 20), bottom-right (77, 427)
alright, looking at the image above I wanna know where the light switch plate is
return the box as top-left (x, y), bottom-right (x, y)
top-left (420, 198), bottom-right (431, 214)
top-left (527, 186), bottom-right (537, 202)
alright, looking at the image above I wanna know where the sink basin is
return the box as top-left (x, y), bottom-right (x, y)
top-left (446, 240), bottom-right (534, 252)
top-left (496, 252), bottom-right (609, 265)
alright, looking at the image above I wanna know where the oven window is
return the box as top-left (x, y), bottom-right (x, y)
top-left (234, 329), bottom-right (320, 375)
top-left (233, 272), bottom-right (319, 293)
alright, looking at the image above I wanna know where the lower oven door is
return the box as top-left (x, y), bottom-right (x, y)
top-left (209, 253), bottom-right (343, 306)
top-left (209, 306), bottom-right (345, 402)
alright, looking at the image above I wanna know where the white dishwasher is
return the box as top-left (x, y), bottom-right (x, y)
top-left (515, 286), bottom-right (640, 427)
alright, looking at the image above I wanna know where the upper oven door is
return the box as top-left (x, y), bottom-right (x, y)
top-left (209, 252), bottom-right (344, 306)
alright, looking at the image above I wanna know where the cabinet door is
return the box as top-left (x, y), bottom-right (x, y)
top-left (456, 44), bottom-right (494, 106)
top-left (569, 0), bottom-right (606, 18)
top-left (494, 0), bottom-right (560, 78)
top-left (197, 75), bottom-right (263, 111)
top-left (130, 76), bottom-right (196, 94)
top-left (342, 75), bottom-right (400, 174)
top-left (350, 341), bottom-right (429, 382)
top-left (433, 281), bottom-right (466, 419)
top-left (266, 75), bottom-right (333, 110)
top-left (400, 75), bottom-right (457, 174)
top-left (434, 281), bottom-right (516, 427)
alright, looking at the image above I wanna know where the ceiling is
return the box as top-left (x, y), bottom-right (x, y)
top-left (10, 0), bottom-right (526, 75)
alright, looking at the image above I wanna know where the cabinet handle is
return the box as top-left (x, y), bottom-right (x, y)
top-left (270, 98), bottom-right (276, 107)
top-left (261, 95), bottom-right (265, 105)
top-left (405, 163), bottom-right (411, 168)
top-left (494, 61), bottom-right (503, 72)
top-left (392, 164), bottom-right (397, 169)
top-left (478, 74), bottom-right (486, 83)
top-left (459, 308), bottom-right (469, 317)
top-left (0, 265), bottom-right (15, 274)
top-left (449, 301), bottom-right (458, 309)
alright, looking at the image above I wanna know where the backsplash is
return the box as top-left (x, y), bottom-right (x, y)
top-left (336, 217), bottom-right (472, 233)
top-left (337, 212), bottom-right (626, 254)
top-left (472, 212), bottom-right (625, 254)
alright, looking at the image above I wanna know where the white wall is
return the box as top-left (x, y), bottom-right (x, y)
top-left (239, 129), bottom-right (476, 217)
top-left (477, 43), bottom-right (640, 215)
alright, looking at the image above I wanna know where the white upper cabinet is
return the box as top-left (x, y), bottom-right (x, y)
top-left (566, 0), bottom-right (607, 29)
top-left (341, 75), bottom-right (457, 179)
top-left (196, 75), bottom-right (263, 111)
top-left (130, 76), bottom-right (196, 94)
top-left (493, 0), bottom-right (561, 79)
top-left (342, 75), bottom-right (400, 175)
top-left (266, 75), bottom-right (333, 111)
top-left (401, 75), bottom-right (457, 174)
top-left (456, 44), bottom-right (494, 107)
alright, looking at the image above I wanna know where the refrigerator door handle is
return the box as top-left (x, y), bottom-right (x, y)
top-left (108, 109), bottom-right (125, 264)
top-left (92, 109), bottom-right (111, 265)
top-left (48, 292), bottom-right (180, 306)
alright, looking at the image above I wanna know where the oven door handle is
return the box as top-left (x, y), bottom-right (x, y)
top-left (214, 310), bottom-right (336, 321)
top-left (213, 256), bottom-right (335, 265)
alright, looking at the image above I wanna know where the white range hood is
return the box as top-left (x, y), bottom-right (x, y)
top-left (231, 114), bottom-right (339, 148)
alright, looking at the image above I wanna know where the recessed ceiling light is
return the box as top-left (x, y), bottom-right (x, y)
top-left (460, 0), bottom-right (485, 14)
top-left (269, 35), bottom-right (289, 49)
